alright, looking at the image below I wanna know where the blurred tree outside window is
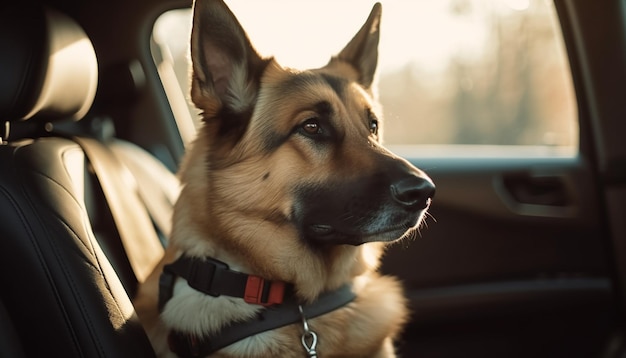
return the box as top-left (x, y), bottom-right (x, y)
top-left (152, 0), bottom-right (576, 152)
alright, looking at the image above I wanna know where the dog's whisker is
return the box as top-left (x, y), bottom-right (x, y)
top-left (425, 211), bottom-right (437, 223)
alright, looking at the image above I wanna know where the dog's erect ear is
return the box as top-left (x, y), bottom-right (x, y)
top-left (190, 0), bottom-right (268, 129)
top-left (335, 2), bottom-right (382, 89)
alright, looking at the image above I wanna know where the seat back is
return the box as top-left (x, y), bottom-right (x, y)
top-left (0, 4), bottom-right (171, 357)
top-left (0, 299), bottom-right (25, 358)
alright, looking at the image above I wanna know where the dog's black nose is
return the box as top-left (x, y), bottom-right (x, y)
top-left (390, 176), bottom-right (435, 210)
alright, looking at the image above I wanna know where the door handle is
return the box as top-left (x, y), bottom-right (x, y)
top-left (501, 172), bottom-right (570, 206)
top-left (496, 172), bottom-right (577, 218)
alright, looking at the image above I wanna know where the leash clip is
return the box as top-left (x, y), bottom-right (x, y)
top-left (298, 305), bottom-right (318, 358)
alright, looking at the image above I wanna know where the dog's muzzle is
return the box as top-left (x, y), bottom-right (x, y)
top-left (295, 163), bottom-right (435, 246)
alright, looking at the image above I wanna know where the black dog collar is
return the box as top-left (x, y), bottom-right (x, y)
top-left (159, 255), bottom-right (287, 310)
top-left (158, 255), bottom-right (356, 357)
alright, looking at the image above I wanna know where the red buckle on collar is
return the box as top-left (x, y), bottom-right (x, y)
top-left (244, 276), bottom-right (285, 306)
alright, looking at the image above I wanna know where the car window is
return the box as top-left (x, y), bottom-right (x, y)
top-left (152, 0), bottom-right (576, 156)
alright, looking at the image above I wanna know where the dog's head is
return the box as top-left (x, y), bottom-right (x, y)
top-left (187, 0), bottom-right (434, 255)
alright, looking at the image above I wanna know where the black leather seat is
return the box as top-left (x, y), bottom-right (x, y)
top-left (0, 299), bottom-right (25, 358)
top-left (0, 4), bottom-right (174, 357)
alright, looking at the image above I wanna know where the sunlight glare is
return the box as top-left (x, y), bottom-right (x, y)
top-left (505, 0), bottom-right (530, 11)
top-left (224, 0), bottom-right (487, 75)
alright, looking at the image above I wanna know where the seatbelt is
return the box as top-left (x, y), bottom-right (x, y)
top-left (108, 139), bottom-right (179, 243)
top-left (73, 136), bottom-right (164, 282)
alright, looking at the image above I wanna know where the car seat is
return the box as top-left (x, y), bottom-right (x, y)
top-left (0, 3), bottom-right (177, 357)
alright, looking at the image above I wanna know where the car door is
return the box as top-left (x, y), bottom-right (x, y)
top-left (378, 1), bottom-right (622, 357)
top-left (384, 155), bottom-right (614, 357)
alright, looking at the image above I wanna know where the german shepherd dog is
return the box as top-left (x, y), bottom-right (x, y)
top-left (135, 0), bottom-right (435, 356)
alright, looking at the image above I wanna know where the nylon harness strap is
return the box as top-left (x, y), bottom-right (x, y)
top-left (159, 256), bottom-right (356, 358)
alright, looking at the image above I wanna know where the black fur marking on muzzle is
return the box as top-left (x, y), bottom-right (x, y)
top-left (293, 169), bottom-right (435, 246)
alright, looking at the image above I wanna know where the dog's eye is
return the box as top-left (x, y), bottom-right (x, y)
top-left (300, 118), bottom-right (323, 136)
top-left (369, 119), bottom-right (379, 135)
top-left (367, 109), bottom-right (379, 136)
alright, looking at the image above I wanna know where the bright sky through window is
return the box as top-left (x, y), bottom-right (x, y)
top-left (153, 0), bottom-right (577, 149)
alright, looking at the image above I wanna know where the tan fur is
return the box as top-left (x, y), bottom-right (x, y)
top-left (134, 1), bottom-right (433, 357)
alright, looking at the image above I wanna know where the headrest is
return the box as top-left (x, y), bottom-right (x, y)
top-left (0, 4), bottom-right (98, 123)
